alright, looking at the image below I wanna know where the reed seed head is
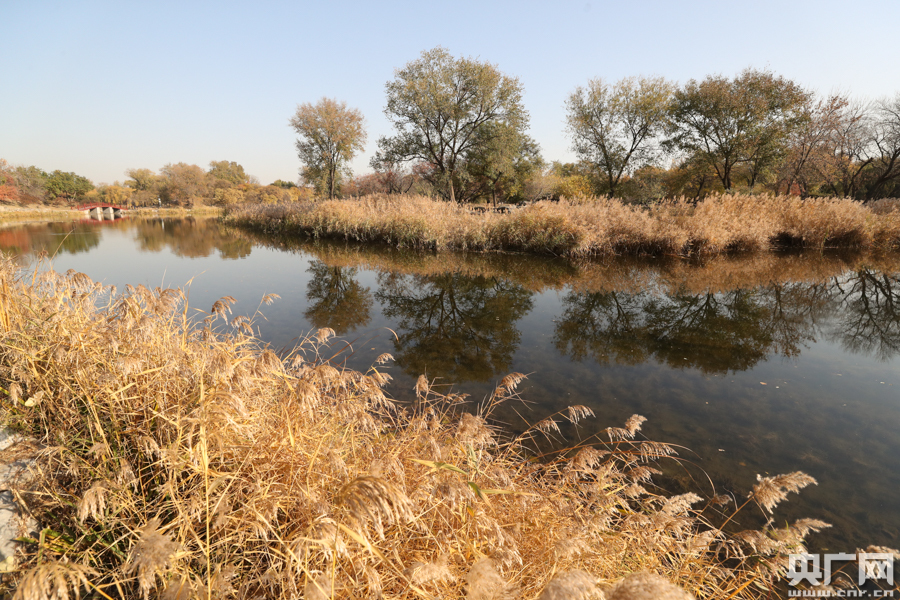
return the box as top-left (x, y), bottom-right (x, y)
top-left (537, 570), bottom-right (598, 600)
top-left (124, 518), bottom-right (182, 600)
top-left (605, 572), bottom-right (695, 600)
top-left (751, 471), bottom-right (818, 513)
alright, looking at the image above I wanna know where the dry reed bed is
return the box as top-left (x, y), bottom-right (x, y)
top-left (225, 194), bottom-right (900, 257)
top-left (0, 258), bottom-right (874, 599)
top-left (232, 227), bottom-right (900, 296)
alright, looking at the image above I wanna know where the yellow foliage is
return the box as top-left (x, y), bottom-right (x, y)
top-left (213, 188), bottom-right (245, 206)
top-left (555, 174), bottom-right (593, 200)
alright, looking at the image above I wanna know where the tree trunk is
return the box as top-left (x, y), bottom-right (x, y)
top-left (329, 165), bottom-right (336, 199)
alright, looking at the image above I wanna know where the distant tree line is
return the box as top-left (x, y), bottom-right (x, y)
top-left (4, 48), bottom-right (898, 208)
top-left (0, 158), bottom-right (313, 207)
top-left (293, 48), bottom-right (900, 203)
top-left (0, 159), bottom-right (96, 204)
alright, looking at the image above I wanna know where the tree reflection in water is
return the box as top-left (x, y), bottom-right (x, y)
top-left (553, 281), bottom-right (842, 373)
top-left (832, 270), bottom-right (900, 360)
top-left (375, 272), bottom-right (533, 382)
top-left (303, 261), bottom-right (373, 335)
top-left (133, 218), bottom-right (252, 259)
top-left (0, 217), bottom-right (253, 260)
top-left (0, 221), bottom-right (101, 258)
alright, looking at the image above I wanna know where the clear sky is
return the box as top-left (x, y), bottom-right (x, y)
top-left (2, 0), bottom-right (898, 186)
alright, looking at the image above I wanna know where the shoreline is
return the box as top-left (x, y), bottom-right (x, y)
top-left (230, 224), bottom-right (900, 295)
top-left (0, 255), bottom-right (836, 599)
top-left (224, 193), bottom-right (900, 258)
top-left (0, 204), bottom-right (222, 223)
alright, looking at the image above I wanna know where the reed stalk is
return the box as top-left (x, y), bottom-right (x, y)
top-left (0, 256), bottom-right (875, 599)
top-left (225, 193), bottom-right (900, 258)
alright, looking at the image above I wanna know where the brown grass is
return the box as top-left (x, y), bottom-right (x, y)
top-left (230, 226), bottom-right (900, 297)
top-left (0, 206), bottom-right (222, 225)
top-left (0, 206), bottom-right (81, 223)
top-left (130, 206), bottom-right (223, 217)
top-left (225, 193), bottom-right (900, 257)
top-left (0, 257), bottom-right (874, 599)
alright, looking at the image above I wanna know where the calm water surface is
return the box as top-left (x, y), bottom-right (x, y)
top-left (3, 216), bottom-right (899, 551)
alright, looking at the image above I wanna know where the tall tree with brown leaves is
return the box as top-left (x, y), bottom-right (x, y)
top-left (290, 98), bottom-right (366, 199)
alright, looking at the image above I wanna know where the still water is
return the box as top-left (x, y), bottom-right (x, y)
top-left (3, 216), bottom-right (899, 552)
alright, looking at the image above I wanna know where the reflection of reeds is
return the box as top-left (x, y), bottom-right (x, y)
top-left (226, 193), bottom-right (900, 257)
top-left (0, 256), bottom-right (864, 599)
top-left (230, 224), bottom-right (900, 296)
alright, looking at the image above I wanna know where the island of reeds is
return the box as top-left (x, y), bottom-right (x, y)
top-left (5, 255), bottom-right (895, 599)
top-left (224, 193), bottom-right (900, 257)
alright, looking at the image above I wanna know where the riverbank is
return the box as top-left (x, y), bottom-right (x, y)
top-left (0, 256), bottom-right (835, 598)
top-left (0, 205), bottom-right (77, 222)
top-left (225, 193), bottom-right (900, 257)
top-left (232, 226), bottom-right (900, 295)
top-left (0, 204), bottom-right (221, 223)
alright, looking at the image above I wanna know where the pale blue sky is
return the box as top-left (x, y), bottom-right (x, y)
top-left (2, 0), bottom-right (898, 186)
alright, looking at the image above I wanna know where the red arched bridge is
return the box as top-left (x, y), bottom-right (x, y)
top-left (74, 203), bottom-right (127, 220)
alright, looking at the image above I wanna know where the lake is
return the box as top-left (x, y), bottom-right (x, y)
top-left (2, 215), bottom-right (899, 552)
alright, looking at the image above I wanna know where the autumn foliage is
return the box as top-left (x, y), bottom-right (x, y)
top-left (0, 159), bottom-right (19, 203)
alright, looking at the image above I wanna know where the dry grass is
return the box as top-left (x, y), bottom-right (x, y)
top-left (0, 206), bottom-right (80, 223)
top-left (0, 206), bottom-right (222, 225)
top-left (130, 206), bottom-right (224, 217)
top-left (230, 226), bottom-right (900, 297)
top-left (226, 193), bottom-right (900, 257)
top-left (0, 257), bottom-right (873, 599)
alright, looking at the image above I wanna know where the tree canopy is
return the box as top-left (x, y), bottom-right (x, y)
top-left (666, 69), bottom-right (811, 191)
top-left (290, 98), bottom-right (366, 199)
top-left (566, 76), bottom-right (674, 197)
top-left (45, 170), bottom-right (94, 202)
top-left (208, 160), bottom-right (249, 185)
top-left (375, 47), bottom-right (530, 203)
top-left (125, 168), bottom-right (159, 192)
top-left (159, 163), bottom-right (209, 205)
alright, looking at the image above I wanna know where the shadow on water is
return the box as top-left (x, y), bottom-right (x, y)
top-left (132, 218), bottom-right (252, 259)
top-left (552, 282), bottom-right (832, 374)
top-left (831, 270), bottom-right (900, 359)
top-left (3, 217), bottom-right (900, 552)
top-left (542, 270), bottom-right (900, 550)
top-left (0, 220), bottom-right (101, 257)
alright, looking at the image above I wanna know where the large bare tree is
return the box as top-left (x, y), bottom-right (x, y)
top-left (778, 93), bottom-right (850, 196)
top-left (866, 94), bottom-right (900, 199)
